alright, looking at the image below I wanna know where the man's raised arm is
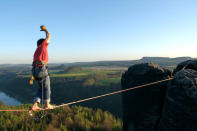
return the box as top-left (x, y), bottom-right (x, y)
top-left (40, 25), bottom-right (51, 43)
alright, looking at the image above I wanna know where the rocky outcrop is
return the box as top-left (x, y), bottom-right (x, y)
top-left (173, 59), bottom-right (197, 73)
top-left (121, 60), bottom-right (197, 131)
top-left (158, 69), bottom-right (197, 131)
top-left (121, 63), bottom-right (172, 131)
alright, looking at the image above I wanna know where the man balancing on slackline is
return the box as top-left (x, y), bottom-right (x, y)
top-left (29, 25), bottom-right (55, 111)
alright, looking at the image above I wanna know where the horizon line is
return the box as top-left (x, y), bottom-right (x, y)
top-left (0, 56), bottom-right (194, 65)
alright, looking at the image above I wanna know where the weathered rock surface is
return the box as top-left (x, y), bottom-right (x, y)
top-left (174, 59), bottom-right (197, 73)
top-left (158, 69), bottom-right (197, 131)
top-left (121, 63), bottom-right (172, 131)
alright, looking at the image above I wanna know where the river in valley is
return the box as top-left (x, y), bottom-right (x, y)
top-left (0, 91), bottom-right (21, 106)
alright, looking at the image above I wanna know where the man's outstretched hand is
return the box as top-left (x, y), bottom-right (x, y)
top-left (40, 25), bottom-right (47, 31)
top-left (40, 25), bottom-right (50, 43)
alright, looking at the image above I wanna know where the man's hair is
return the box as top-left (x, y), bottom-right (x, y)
top-left (37, 38), bottom-right (45, 47)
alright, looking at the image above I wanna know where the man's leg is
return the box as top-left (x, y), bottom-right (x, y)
top-left (31, 79), bottom-right (43, 110)
top-left (43, 75), bottom-right (55, 109)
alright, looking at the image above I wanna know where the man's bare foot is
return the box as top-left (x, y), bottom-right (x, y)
top-left (45, 104), bottom-right (56, 110)
top-left (31, 102), bottom-right (43, 111)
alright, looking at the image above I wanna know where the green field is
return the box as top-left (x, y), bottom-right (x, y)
top-left (96, 77), bottom-right (121, 86)
top-left (19, 67), bottom-right (122, 86)
top-left (50, 72), bottom-right (88, 77)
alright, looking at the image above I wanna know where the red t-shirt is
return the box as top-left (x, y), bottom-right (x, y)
top-left (33, 40), bottom-right (48, 63)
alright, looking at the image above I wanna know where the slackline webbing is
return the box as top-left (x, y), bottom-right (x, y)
top-left (0, 77), bottom-right (173, 112)
top-left (0, 109), bottom-right (28, 112)
top-left (56, 77), bottom-right (173, 108)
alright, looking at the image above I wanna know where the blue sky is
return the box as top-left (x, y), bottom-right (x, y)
top-left (0, 0), bottom-right (197, 64)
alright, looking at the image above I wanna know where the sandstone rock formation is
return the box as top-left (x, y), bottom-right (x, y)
top-left (121, 63), bottom-right (172, 131)
top-left (121, 60), bottom-right (197, 131)
top-left (158, 70), bottom-right (197, 131)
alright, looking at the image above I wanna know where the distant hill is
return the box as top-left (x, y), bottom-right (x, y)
top-left (140, 56), bottom-right (192, 63)
top-left (60, 57), bottom-right (194, 68)
top-left (64, 66), bottom-right (83, 73)
top-left (49, 64), bottom-right (67, 70)
top-left (0, 57), bottom-right (194, 70)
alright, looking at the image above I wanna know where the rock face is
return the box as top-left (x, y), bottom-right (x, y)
top-left (121, 60), bottom-right (197, 131)
top-left (158, 69), bottom-right (197, 131)
top-left (121, 63), bottom-right (172, 131)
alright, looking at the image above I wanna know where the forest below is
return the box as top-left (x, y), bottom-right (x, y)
top-left (0, 102), bottom-right (122, 130)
